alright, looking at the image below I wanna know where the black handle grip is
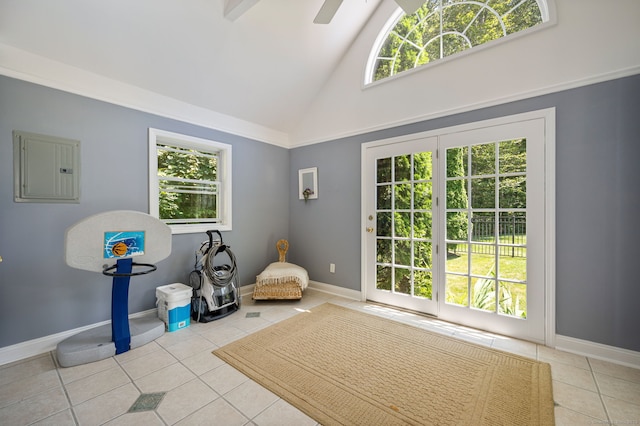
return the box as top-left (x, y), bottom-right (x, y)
top-left (205, 230), bottom-right (224, 254)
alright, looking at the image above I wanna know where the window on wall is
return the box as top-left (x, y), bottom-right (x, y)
top-left (148, 128), bottom-right (232, 234)
top-left (366, 0), bottom-right (552, 84)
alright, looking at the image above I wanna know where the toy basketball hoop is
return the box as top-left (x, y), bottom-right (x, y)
top-left (57, 210), bottom-right (172, 367)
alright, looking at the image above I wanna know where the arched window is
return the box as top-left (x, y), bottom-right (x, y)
top-left (366, 0), bottom-right (552, 84)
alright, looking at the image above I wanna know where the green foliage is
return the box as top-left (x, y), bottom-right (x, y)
top-left (374, 139), bottom-right (528, 311)
top-left (467, 139), bottom-right (527, 210)
top-left (446, 147), bottom-right (468, 247)
top-left (375, 151), bottom-right (440, 299)
top-left (472, 274), bottom-right (527, 318)
top-left (157, 145), bottom-right (218, 221)
top-left (373, 0), bottom-right (543, 81)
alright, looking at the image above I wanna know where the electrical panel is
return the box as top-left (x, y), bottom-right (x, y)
top-left (13, 131), bottom-right (80, 203)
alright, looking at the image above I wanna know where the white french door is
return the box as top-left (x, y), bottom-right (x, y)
top-left (363, 136), bottom-right (439, 315)
top-left (363, 111), bottom-right (553, 343)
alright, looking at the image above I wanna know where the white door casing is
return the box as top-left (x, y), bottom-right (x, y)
top-left (361, 108), bottom-right (555, 345)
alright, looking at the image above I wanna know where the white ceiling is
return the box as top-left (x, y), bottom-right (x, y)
top-left (0, 0), bottom-right (382, 136)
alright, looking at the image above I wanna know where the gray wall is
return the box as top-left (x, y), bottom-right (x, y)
top-left (2, 74), bottom-right (639, 354)
top-left (0, 76), bottom-right (290, 348)
top-left (289, 74), bottom-right (640, 353)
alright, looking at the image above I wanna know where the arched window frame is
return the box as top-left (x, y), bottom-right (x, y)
top-left (365, 0), bottom-right (556, 86)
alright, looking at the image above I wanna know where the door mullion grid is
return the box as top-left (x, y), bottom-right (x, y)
top-left (466, 146), bottom-right (473, 309)
top-left (494, 141), bottom-right (500, 315)
top-left (391, 155), bottom-right (396, 294)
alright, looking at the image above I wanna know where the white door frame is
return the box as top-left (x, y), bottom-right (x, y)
top-left (361, 108), bottom-right (556, 346)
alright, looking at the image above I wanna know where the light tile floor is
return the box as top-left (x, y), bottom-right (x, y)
top-left (1, 289), bottom-right (639, 425)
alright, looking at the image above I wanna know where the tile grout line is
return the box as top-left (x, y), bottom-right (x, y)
top-left (50, 351), bottom-right (80, 426)
top-left (587, 357), bottom-right (613, 426)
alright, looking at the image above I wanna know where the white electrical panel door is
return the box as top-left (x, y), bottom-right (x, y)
top-left (13, 131), bottom-right (80, 203)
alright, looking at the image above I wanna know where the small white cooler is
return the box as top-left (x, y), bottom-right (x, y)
top-left (156, 283), bottom-right (192, 332)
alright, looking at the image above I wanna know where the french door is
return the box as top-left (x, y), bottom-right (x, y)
top-left (363, 112), bottom-right (552, 343)
top-left (363, 136), bottom-right (439, 315)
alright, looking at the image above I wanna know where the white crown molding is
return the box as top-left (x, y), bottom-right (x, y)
top-left (0, 43), bottom-right (290, 148)
top-left (3, 43), bottom-right (638, 151)
top-left (291, 65), bottom-right (640, 148)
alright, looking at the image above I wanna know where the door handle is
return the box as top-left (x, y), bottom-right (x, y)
top-left (366, 227), bottom-right (374, 233)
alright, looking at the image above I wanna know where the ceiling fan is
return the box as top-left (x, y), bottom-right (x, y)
top-left (314, 0), bottom-right (425, 24)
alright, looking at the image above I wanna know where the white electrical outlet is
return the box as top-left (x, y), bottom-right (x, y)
top-left (330, 263), bottom-right (335, 273)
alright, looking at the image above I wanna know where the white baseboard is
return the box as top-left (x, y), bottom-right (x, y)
top-left (555, 334), bottom-right (640, 369)
top-left (307, 280), bottom-right (362, 300)
top-left (0, 309), bottom-right (157, 367)
top-left (5, 291), bottom-right (637, 371)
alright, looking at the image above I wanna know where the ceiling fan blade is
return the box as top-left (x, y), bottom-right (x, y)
top-left (394, 0), bottom-right (424, 15)
top-left (314, 0), bottom-right (343, 24)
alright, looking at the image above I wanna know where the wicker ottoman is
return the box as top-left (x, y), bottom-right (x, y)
top-left (253, 239), bottom-right (308, 300)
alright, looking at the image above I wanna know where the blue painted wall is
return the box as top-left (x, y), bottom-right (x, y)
top-left (0, 76), bottom-right (290, 347)
top-left (1, 74), bottom-right (639, 354)
top-left (289, 74), bottom-right (640, 352)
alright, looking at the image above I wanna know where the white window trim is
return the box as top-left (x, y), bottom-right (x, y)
top-left (148, 128), bottom-right (232, 234)
top-left (364, 0), bottom-right (557, 87)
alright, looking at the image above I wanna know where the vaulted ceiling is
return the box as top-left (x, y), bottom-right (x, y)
top-left (3, 1), bottom-right (640, 148)
top-left (0, 0), bottom-right (383, 136)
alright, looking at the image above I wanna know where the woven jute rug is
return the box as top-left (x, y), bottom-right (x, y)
top-left (213, 303), bottom-right (555, 425)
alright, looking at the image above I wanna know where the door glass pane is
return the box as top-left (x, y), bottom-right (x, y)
top-left (446, 274), bottom-right (468, 306)
top-left (414, 241), bottom-right (432, 268)
top-left (446, 247), bottom-right (468, 274)
top-left (471, 277), bottom-right (496, 312)
top-left (446, 179), bottom-right (467, 210)
top-left (395, 240), bottom-right (411, 267)
top-left (394, 212), bottom-right (411, 237)
top-left (394, 267), bottom-right (411, 294)
top-left (499, 139), bottom-right (526, 174)
top-left (413, 212), bottom-right (432, 239)
top-left (377, 212), bottom-right (391, 237)
top-left (446, 211), bottom-right (468, 241)
top-left (498, 212), bottom-right (526, 242)
top-left (413, 151), bottom-right (432, 180)
top-left (395, 155), bottom-right (411, 181)
top-left (377, 184), bottom-right (391, 209)
top-left (447, 146), bottom-right (468, 178)
top-left (414, 182), bottom-right (432, 209)
top-left (395, 183), bottom-right (412, 209)
top-left (470, 248), bottom-right (494, 277)
top-left (471, 143), bottom-right (495, 175)
top-left (377, 157), bottom-right (392, 183)
top-left (471, 177), bottom-right (495, 208)
top-left (376, 238), bottom-right (391, 263)
top-left (499, 281), bottom-right (527, 318)
top-left (498, 252), bottom-right (526, 282)
top-left (499, 176), bottom-right (526, 208)
top-left (471, 212), bottom-right (495, 242)
top-left (414, 270), bottom-right (432, 299)
top-left (377, 265), bottom-right (391, 290)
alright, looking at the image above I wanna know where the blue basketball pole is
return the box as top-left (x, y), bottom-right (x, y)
top-left (112, 257), bottom-right (132, 354)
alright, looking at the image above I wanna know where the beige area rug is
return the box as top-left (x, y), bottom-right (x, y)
top-left (213, 303), bottom-right (554, 425)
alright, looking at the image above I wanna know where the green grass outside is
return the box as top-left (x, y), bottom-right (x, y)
top-left (445, 251), bottom-right (527, 318)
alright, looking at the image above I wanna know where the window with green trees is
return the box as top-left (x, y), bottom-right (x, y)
top-left (148, 128), bottom-right (232, 234)
top-left (368, 0), bottom-right (550, 83)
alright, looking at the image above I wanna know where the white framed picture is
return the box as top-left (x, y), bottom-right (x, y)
top-left (298, 167), bottom-right (318, 200)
